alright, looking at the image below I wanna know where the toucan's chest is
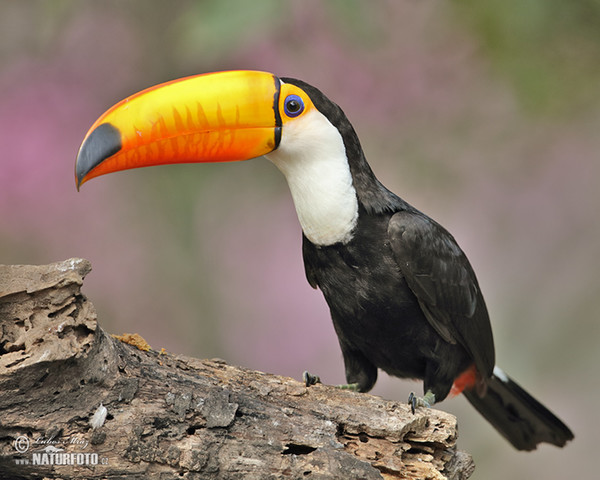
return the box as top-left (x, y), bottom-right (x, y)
top-left (302, 211), bottom-right (450, 376)
top-left (302, 212), bottom-right (422, 325)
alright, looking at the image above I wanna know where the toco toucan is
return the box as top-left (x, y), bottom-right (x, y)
top-left (75, 70), bottom-right (573, 450)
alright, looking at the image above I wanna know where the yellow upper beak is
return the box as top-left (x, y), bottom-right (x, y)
top-left (75, 70), bottom-right (282, 189)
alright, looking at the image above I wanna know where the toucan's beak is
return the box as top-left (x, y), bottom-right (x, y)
top-left (75, 70), bottom-right (281, 189)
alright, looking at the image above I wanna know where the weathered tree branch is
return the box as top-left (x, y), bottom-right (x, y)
top-left (0, 259), bottom-right (474, 479)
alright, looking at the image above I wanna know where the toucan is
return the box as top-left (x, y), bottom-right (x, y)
top-left (75, 70), bottom-right (573, 451)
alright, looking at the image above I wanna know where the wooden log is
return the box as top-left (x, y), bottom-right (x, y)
top-left (0, 259), bottom-right (474, 479)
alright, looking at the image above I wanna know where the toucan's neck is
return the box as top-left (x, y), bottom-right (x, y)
top-left (326, 103), bottom-right (408, 216)
top-left (346, 143), bottom-right (408, 215)
top-left (266, 109), bottom-right (359, 246)
top-left (266, 111), bottom-right (407, 246)
top-left (269, 77), bottom-right (409, 246)
top-left (281, 77), bottom-right (407, 216)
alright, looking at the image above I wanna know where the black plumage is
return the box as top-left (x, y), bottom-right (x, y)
top-left (287, 78), bottom-right (573, 450)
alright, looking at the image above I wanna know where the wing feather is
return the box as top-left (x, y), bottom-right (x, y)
top-left (388, 211), bottom-right (495, 377)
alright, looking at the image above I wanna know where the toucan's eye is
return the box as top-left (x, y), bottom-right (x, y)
top-left (284, 94), bottom-right (305, 117)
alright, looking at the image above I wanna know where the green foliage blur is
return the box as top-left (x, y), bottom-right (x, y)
top-left (456, 0), bottom-right (600, 115)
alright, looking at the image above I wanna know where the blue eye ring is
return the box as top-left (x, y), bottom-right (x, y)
top-left (284, 94), bottom-right (305, 117)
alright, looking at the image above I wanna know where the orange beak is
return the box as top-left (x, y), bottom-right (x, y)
top-left (75, 70), bottom-right (282, 189)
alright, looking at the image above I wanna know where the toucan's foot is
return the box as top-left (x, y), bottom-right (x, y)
top-left (302, 372), bottom-right (360, 392)
top-left (408, 390), bottom-right (436, 414)
top-left (303, 371), bottom-right (321, 387)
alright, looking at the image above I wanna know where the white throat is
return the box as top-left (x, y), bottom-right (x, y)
top-left (266, 109), bottom-right (359, 246)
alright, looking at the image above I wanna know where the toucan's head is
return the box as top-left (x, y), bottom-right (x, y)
top-left (75, 70), bottom-right (394, 245)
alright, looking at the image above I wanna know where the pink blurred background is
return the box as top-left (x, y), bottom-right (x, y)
top-left (2, 1), bottom-right (598, 478)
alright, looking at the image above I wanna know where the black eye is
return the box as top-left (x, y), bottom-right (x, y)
top-left (284, 94), bottom-right (305, 117)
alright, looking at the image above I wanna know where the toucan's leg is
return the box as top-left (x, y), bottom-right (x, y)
top-left (408, 360), bottom-right (456, 413)
top-left (408, 390), bottom-right (436, 414)
top-left (336, 382), bottom-right (361, 391)
top-left (340, 342), bottom-right (378, 392)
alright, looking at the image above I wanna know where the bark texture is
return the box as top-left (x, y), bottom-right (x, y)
top-left (0, 259), bottom-right (474, 480)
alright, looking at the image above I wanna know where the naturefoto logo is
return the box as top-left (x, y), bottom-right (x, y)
top-left (12, 434), bottom-right (108, 466)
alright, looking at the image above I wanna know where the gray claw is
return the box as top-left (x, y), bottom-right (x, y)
top-left (303, 371), bottom-right (321, 387)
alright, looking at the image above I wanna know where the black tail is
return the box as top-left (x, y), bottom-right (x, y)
top-left (463, 367), bottom-right (574, 451)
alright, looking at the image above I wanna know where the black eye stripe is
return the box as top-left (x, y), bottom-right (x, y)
top-left (284, 94), bottom-right (305, 117)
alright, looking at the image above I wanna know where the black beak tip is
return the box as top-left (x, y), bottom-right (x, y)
top-left (75, 122), bottom-right (122, 189)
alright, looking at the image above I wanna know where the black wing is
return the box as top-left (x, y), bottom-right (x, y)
top-left (388, 210), bottom-right (495, 378)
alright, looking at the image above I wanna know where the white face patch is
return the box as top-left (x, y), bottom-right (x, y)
top-left (265, 108), bottom-right (359, 246)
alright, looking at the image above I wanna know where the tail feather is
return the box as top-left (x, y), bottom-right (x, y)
top-left (463, 367), bottom-right (574, 451)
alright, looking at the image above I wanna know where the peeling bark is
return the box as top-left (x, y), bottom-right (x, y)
top-left (0, 259), bottom-right (474, 480)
